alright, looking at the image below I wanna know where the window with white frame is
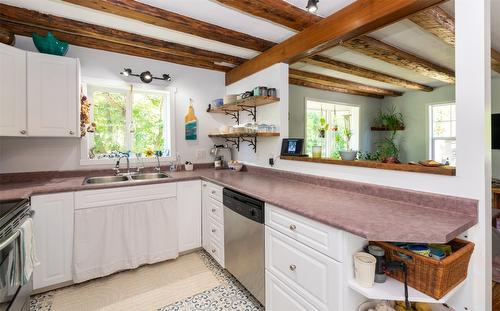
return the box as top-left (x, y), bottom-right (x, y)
top-left (429, 103), bottom-right (456, 165)
top-left (305, 100), bottom-right (360, 158)
top-left (84, 84), bottom-right (172, 160)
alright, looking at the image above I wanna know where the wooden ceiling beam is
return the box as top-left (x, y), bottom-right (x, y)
top-left (289, 69), bottom-right (402, 97)
top-left (289, 77), bottom-right (384, 99)
top-left (0, 4), bottom-right (243, 67)
top-left (225, 0), bottom-right (445, 85)
top-left (409, 6), bottom-right (500, 73)
top-left (213, 0), bottom-right (321, 31)
top-left (408, 6), bottom-right (455, 46)
top-left (0, 21), bottom-right (232, 72)
top-left (61, 0), bottom-right (275, 52)
top-left (303, 55), bottom-right (434, 92)
top-left (342, 35), bottom-right (455, 83)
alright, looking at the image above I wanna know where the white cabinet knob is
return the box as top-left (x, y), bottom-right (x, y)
top-left (212, 208), bottom-right (216, 212)
top-left (19, 129), bottom-right (26, 135)
top-left (69, 130), bottom-right (75, 135)
top-left (289, 264), bottom-right (296, 271)
top-left (289, 224), bottom-right (297, 231)
top-left (211, 190), bottom-right (216, 194)
top-left (211, 229), bottom-right (216, 233)
top-left (212, 249), bottom-right (216, 253)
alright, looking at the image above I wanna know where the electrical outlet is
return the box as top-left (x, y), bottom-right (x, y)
top-left (196, 149), bottom-right (207, 161)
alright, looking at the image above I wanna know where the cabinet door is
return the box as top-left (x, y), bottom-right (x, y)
top-left (0, 44), bottom-right (26, 136)
top-left (31, 192), bottom-right (74, 290)
top-left (27, 52), bottom-right (79, 137)
top-left (266, 271), bottom-right (319, 311)
top-left (177, 180), bottom-right (202, 252)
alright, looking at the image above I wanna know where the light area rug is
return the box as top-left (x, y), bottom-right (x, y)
top-left (30, 251), bottom-right (263, 311)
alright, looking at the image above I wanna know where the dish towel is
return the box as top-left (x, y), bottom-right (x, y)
top-left (19, 218), bottom-right (40, 284)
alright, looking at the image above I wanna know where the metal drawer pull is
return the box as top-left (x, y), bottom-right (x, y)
top-left (69, 130), bottom-right (75, 135)
top-left (211, 229), bottom-right (216, 233)
top-left (211, 190), bottom-right (216, 194)
top-left (212, 249), bottom-right (216, 253)
top-left (289, 264), bottom-right (296, 271)
top-left (212, 208), bottom-right (216, 212)
top-left (289, 224), bottom-right (297, 230)
top-left (20, 129), bottom-right (26, 135)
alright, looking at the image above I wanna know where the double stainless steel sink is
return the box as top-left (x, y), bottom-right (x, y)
top-left (83, 173), bottom-right (170, 185)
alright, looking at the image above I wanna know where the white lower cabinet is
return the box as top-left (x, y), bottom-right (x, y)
top-left (31, 192), bottom-right (74, 290)
top-left (201, 181), bottom-right (225, 267)
top-left (177, 180), bottom-right (202, 252)
top-left (266, 271), bottom-right (319, 311)
top-left (73, 184), bottom-right (178, 283)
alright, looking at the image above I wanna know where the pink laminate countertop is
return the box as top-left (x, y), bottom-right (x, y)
top-left (0, 168), bottom-right (477, 243)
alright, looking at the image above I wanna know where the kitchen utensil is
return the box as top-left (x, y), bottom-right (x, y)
top-left (354, 252), bottom-right (377, 288)
top-left (223, 94), bottom-right (238, 105)
top-left (259, 86), bottom-right (268, 96)
top-left (267, 88), bottom-right (277, 97)
top-left (408, 244), bottom-right (431, 256)
top-left (228, 161), bottom-right (243, 172)
top-left (32, 31), bottom-right (69, 56)
top-left (214, 156), bottom-right (222, 170)
top-left (212, 98), bottom-right (223, 107)
top-left (241, 91), bottom-right (253, 99)
top-left (184, 161), bottom-right (194, 171)
top-left (368, 245), bottom-right (386, 283)
top-left (253, 86), bottom-right (261, 96)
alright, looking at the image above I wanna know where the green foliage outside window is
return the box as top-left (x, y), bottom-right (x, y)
top-left (132, 93), bottom-right (165, 153)
top-left (90, 89), bottom-right (166, 158)
top-left (92, 91), bottom-right (127, 155)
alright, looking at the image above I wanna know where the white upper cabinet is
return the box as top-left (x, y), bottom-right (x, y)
top-left (0, 43), bottom-right (27, 136)
top-left (27, 51), bottom-right (80, 137)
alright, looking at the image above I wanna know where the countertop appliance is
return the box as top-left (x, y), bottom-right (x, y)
top-left (0, 199), bottom-right (33, 311)
top-left (223, 188), bottom-right (265, 305)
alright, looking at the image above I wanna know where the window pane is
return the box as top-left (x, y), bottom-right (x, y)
top-left (433, 105), bottom-right (451, 122)
top-left (306, 110), bottom-right (321, 155)
top-left (433, 139), bottom-right (456, 165)
top-left (92, 91), bottom-right (127, 156)
top-left (433, 121), bottom-right (452, 137)
top-left (132, 93), bottom-right (165, 154)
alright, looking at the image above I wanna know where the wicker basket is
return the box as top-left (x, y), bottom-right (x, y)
top-left (370, 239), bottom-right (474, 299)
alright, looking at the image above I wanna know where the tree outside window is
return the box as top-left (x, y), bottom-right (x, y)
top-left (86, 85), bottom-right (170, 159)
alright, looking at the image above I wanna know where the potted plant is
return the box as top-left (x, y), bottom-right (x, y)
top-left (373, 107), bottom-right (405, 131)
top-left (318, 115), bottom-right (329, 138)
top-left (376, 136), bottom-right (400, 163)
top-left (339, 115), bottom-right (357, 160)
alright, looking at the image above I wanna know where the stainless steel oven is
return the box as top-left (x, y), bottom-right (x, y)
top-left (0, 199), bottom-right (32, 311)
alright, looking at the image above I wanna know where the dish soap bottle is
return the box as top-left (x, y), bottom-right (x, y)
top-left (185, 98), bottom-right (197, 140)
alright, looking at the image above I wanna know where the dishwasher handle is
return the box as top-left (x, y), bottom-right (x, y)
top-left (223, 188), bottom-right (264, 224)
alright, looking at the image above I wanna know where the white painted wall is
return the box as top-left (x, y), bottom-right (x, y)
top-left (0, 36), bottom-right (226, 173)
top-left (288, 84), bottom-right (382, 153)
top-left (225, 63), bottom-right (288, 166)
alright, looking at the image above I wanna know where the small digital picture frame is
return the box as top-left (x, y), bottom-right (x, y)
top-left (280, 138), bottom-right (305, 156)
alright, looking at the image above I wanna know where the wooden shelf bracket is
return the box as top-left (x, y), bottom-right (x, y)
top-left (240, 136), bottom-right (257, 152)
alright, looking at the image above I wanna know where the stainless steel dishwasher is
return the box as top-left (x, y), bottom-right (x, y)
top-left (223, 188), bottom-right (265, 305)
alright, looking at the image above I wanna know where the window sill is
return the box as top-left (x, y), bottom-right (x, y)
top-left (280, 156), bottom-right (456, 176)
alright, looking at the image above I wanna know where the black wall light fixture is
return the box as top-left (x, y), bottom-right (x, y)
top-left (120, 68), bottom-right (172, 84)
top-left (306, 0), bottom-right (319, 13)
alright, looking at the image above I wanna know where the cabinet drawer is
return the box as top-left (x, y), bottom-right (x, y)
top-left (208, 239), bottom-right (225, 268)
top-left (203, 181), bottom-right (223, 202)
top-left (208, 217), bottom-right (224, 244)
top-left (206, 196), bottom-right (223, 224)
top-left (265, 227), bottom-right (341, 311)
top-left (266, 271), bottom-right (319, 311)
top-left (266, 204), bottom-right (343, 262)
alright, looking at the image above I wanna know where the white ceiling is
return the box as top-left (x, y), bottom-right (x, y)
top-left (2, 0), bottom-right (498, 93)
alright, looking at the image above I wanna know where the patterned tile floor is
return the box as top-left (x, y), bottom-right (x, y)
top-left (30, 251), bottom-right (263, 311)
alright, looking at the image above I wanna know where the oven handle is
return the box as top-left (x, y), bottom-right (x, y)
top-left (0, 230), bottom-right (20, 252)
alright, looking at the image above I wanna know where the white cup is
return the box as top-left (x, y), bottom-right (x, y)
top-left (354, 252), bottom-right (377, 288)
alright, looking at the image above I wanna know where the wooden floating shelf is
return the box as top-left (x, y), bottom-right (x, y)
top-left (280, 156), bottom-right (456, 176)
top-left (371, 126), bottom-right (405, 131)
top-left (348, 278), bottom-right (465, 304)
top-left (209, 132), bottom-right (280, 138)
top-left (208, 96), bottom-right (280, 113)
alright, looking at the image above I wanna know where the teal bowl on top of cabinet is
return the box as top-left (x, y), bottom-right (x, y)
top-left (32, 32), bottom-right (69, 56)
